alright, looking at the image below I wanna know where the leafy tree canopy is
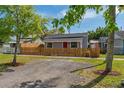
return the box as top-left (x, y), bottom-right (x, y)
top-left (88, 27), bottom-right (108, 40)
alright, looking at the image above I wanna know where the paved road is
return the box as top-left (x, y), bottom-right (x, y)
top-left (0, 59), bottom-right (92, 88)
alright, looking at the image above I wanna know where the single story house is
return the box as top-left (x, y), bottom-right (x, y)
top-left (2, 41), bottom-right (20, 54)
top-left (99, 31), bottom-right (124, 54)
top-left (43, 33), bottom-right (88, 48)
top-left (0, 37), bottom-right (44, 54)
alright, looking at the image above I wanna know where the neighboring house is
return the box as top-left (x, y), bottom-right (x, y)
top-left (0, 37), bottom-right (43, 54)
top-left (2, 41), bottom-right (20, 54)
top-left (43, 33), bottom-right (88, 48)
top-left (0, 38), bottom-right (33, 54)
top-left (99, 31), bottom-right (124, 54)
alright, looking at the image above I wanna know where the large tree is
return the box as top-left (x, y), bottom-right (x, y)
top-left (104, 6), bottom-right (116, 72)
top-left (0, 5), bottom-right (42, 65)
top-left (58, 5), bottom-right (124, 72)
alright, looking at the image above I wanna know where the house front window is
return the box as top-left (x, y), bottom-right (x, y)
top-left (10, 43), bottom-right (16, 48)
top-left (47, 43), bottom-right (52, 48)
top-left (71, 42), bottom-right (77, 48)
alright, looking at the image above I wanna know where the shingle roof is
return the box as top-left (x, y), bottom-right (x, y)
top-left (44, 33), bottom-right (88, 39)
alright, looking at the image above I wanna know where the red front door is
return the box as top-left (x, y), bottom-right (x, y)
top-left (63, 42), bottom-right (67, 48)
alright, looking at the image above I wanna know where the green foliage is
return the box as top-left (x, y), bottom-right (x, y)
top-left (0, 6), bottom-right (46, 64)
top-left (59, 5), bottom-right (103, 30)
top-left (88, 27), bottom-right (108, 40)
top-left (51, 18), bottom-right (65, 34)
top-left (103, 6), bottom-right (119, 33)
top-left (57, 5), bottom-right (122, 34)
top-left (52, 18), bottom-right (59, 28)
top-left (0, 5), bottom-right (43, 42)
top-left (35, 18), bottom-right (65, 40)
top-left (58, 26), bottom-right (65, 34)
top-left (28, 14), bottom-right (49, 40)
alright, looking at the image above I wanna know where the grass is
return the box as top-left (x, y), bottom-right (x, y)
top-left (70, 58), bottom-right (124, 87)
top-left (0, 53), bottom-right (48, 72)
top-left (100, 54), bottom-right (124, 59)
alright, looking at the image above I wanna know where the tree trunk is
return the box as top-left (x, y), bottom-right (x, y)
top-left (105, 31), bottom-right (114, 72)
top-left (105, 6), bottom-right (116, 72)
top-left (12, 36), bottom-right (20, 66)
top-left (12, 6), bottom-right (20, 66)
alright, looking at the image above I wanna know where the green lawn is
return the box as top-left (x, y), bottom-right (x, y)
top-left (70, 58), bottom-right (124, 87)
top-left (100, 54), bottom-right (124, 59)
top-left (0, 53), bottom-right (48, 72)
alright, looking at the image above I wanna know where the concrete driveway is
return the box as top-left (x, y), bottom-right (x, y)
top-left (0, 59), bottom-right (92, 88)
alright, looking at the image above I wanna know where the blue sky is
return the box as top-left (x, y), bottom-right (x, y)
top-left (34, 5), bottom-right (124, 33)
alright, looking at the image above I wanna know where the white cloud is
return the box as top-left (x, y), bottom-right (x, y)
top-left (60, 9), bottom-right (67, 16)
top-left (83, 10), bottom-right (103, 19)
top-left (57, 9), bottom-right (101, 19)
top-left (36, 11), bottom-right (48, 17)
top-left (84, 11), bottom-right (97, 19)
top-left (57, 9), bottom-right (67, 18)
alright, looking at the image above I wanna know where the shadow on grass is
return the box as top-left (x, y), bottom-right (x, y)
top-left (0, 63), bottom-right (9, 72)
top-left (70, 61), bottom-right (106, 73)
top-left (70, 61), bottom-right (108, 88)
top-left (0, 63), bottom-right (15, 72)
top-left (71, 72), bottom-right (108, 88)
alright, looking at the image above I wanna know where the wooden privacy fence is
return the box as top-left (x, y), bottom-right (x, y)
top-left (21, 46), bottom-right (100, 57)
top-left (40, 48), bottom-right (100, 57)
top-left (20, 43), bottom-right (43, 55)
